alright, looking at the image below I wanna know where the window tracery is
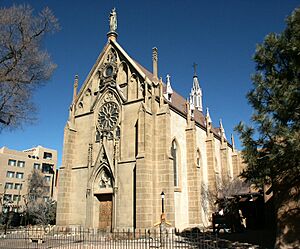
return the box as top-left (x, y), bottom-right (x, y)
top-left (99, 169), bottom-right (112, 188)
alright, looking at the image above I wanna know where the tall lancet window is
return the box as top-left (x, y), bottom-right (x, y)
top-left (171, 140), bottom-right (179, 187)
top-left (197, 149), bottom-right (202, 168)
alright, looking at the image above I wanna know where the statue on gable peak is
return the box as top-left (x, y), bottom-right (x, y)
top-left (109, 8), bottom-right (117, 32)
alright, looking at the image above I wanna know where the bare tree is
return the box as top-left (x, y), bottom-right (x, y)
top-left (0, 5), bottom-right (59, 130)
top-left (24, 170), bottom-right (56, 225)
top-left (201, 177), bottom-right (250, 217)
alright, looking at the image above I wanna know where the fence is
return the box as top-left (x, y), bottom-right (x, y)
top-left (0, 227), bottom-right (219, 249)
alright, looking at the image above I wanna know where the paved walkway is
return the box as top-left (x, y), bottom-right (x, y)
top-left (217, 229), bottom-right (275, 249)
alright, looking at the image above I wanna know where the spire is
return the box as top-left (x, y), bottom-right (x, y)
top-left (159, 77), bottom-right (164, 106)
top-left (163, 74), bottom-right (173, 102)
top-left (186, 98), bottom-right (191, 123)
top-left (219, 119), bottom-right (227, 141)
top-left (73, 75), bottom-right (78, 103)
top-left (231, 134), bottom-right (236, 151)
top-left (107, 8), bottom-right (118, 41)
top-left (189, 63), bottom-right (203, 112)
top-left (152, 47), bottom-right (158, 80)
top-left (206, 107), bottom-right (212, 124)
top-left (206, 107), bottom-right (212, 135)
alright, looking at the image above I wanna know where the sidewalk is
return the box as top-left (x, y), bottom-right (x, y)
top-left (217, 229), bottom-right (275, 249)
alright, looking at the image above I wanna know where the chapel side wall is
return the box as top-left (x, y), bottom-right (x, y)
top-left (214, 138), bottom-right (222, 188)
top-left (155, 106), bottom-right (174, 227)
top-left (195, 125), bottom-right (209, 225)
top-left (170, 110), bottom-right (189, 229)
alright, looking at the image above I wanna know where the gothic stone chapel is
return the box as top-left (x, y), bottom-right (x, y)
top-left (56, 9), bottom-right (244, 231)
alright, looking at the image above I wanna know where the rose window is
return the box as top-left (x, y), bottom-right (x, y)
top-left (98, 102), bottom-right (119, 130)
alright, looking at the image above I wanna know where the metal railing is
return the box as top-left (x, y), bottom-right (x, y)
top-left (0, 227), bottom-right (219, 249)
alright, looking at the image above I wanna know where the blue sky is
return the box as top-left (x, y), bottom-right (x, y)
top-left (1, 0), bottom-right (299, 166)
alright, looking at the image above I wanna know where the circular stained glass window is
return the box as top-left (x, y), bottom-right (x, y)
top-left (98, 102), bottom-right (119, 130)
top-left (104, 65), bottom-right (113, 77)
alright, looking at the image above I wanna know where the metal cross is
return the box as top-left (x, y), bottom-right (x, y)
top-left (193, 63), bottom-right (198, 76)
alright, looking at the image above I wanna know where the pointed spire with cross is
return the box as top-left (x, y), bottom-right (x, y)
top-left (189, 63), bottom-right (203, 112)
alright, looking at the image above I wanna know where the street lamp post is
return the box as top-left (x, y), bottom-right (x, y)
top-left (161, 192), bottom-right (165, 214)
top-left (160, 191), bottom-right (166, 247)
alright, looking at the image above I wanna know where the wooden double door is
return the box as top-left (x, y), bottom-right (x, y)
top-left (97, 194), bottom-right (113, 231)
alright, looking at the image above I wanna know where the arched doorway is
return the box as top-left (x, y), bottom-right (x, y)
top-left (93, 167), bottom-right (114, 231)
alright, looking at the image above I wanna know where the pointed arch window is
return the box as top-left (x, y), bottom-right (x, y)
top-left (197, 149), bottom-right (202, 168)
top-left (99, 168), bottom-right (113, 189)
top-left (171, 140), bottom-right (179, 187)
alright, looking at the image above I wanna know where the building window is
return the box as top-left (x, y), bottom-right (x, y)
top-left (14, 183), bottom-right (23, 190)
top-left (17, 161), bottom-right (25, 167)
top-left (8, 159), bottom-right (16, 166)
top-left (13, 195), bottom-right (21, 202)
top-left (33, 163), bottom-right (41, 170)
top-left (42, 163), bottom-right (54, 174)
top-left (171, 140), bottom-right (179, 187)
top-left (16, 172), bottom-right (24, 179)
top-left (5, 182), bottom-right (13, 189)
top-left (43, 152), bottom-right (52, 160)
top-left (4, 194), bottom-right (12, 201)
top-left (44, 176), bottom-right (51, 182)
top-left (43, 196), bottom-right (50, 202)
top-left (6, 171), bottom-right (15, 178)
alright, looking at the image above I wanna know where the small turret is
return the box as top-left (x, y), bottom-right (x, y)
top-left (231, 134), bottom-right (236, 151)
top-left (73, 75), bottom-right (78, 103)
top-left (219, 119), bottom-right (227, 142)
top-left (206, 107), bottom-right (212, 134)
top-left (189, 63), bottom-right (203, 112)
top-left (152, 47), bottom-right (158, 80)
top-left (164, 74), bottom-right (173, 102)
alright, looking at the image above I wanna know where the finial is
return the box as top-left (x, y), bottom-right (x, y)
top-left (73, 75), bottom-right (79, 103)
top-left (193, 62), bottom-right (198, 77)
top-left (219, 119), bottom-right (227, 140)
top-left (231, 134), bottom-right (236, 151)
top-left (152, 47), bottom-right (158, 80)
top-left (166, 74), bottom-right (171, 84)
top-left (107, 8), bottom-right (118, 41)
top-left (164, 74), bottom-right (173, 102)
top-left (206, 107), bottom-right (212, 124)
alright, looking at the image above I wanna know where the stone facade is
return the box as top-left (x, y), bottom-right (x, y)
top-left (56, 10), bottom-right (244, 231)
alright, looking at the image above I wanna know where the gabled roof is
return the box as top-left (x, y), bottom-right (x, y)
top-left (75, 38), bottom-right (225, 141)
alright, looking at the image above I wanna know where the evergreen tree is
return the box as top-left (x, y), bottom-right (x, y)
top-left (236, 7), bottom-right (300, 249)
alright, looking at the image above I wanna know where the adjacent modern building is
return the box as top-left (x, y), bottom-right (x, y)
top-left (57, 9), bottom-right (245, 231)
top-left (0, 146), bottom-right (57, 213)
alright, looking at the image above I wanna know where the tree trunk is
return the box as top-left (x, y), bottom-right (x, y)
top-left (274, 185), bottom-right (300, 249)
